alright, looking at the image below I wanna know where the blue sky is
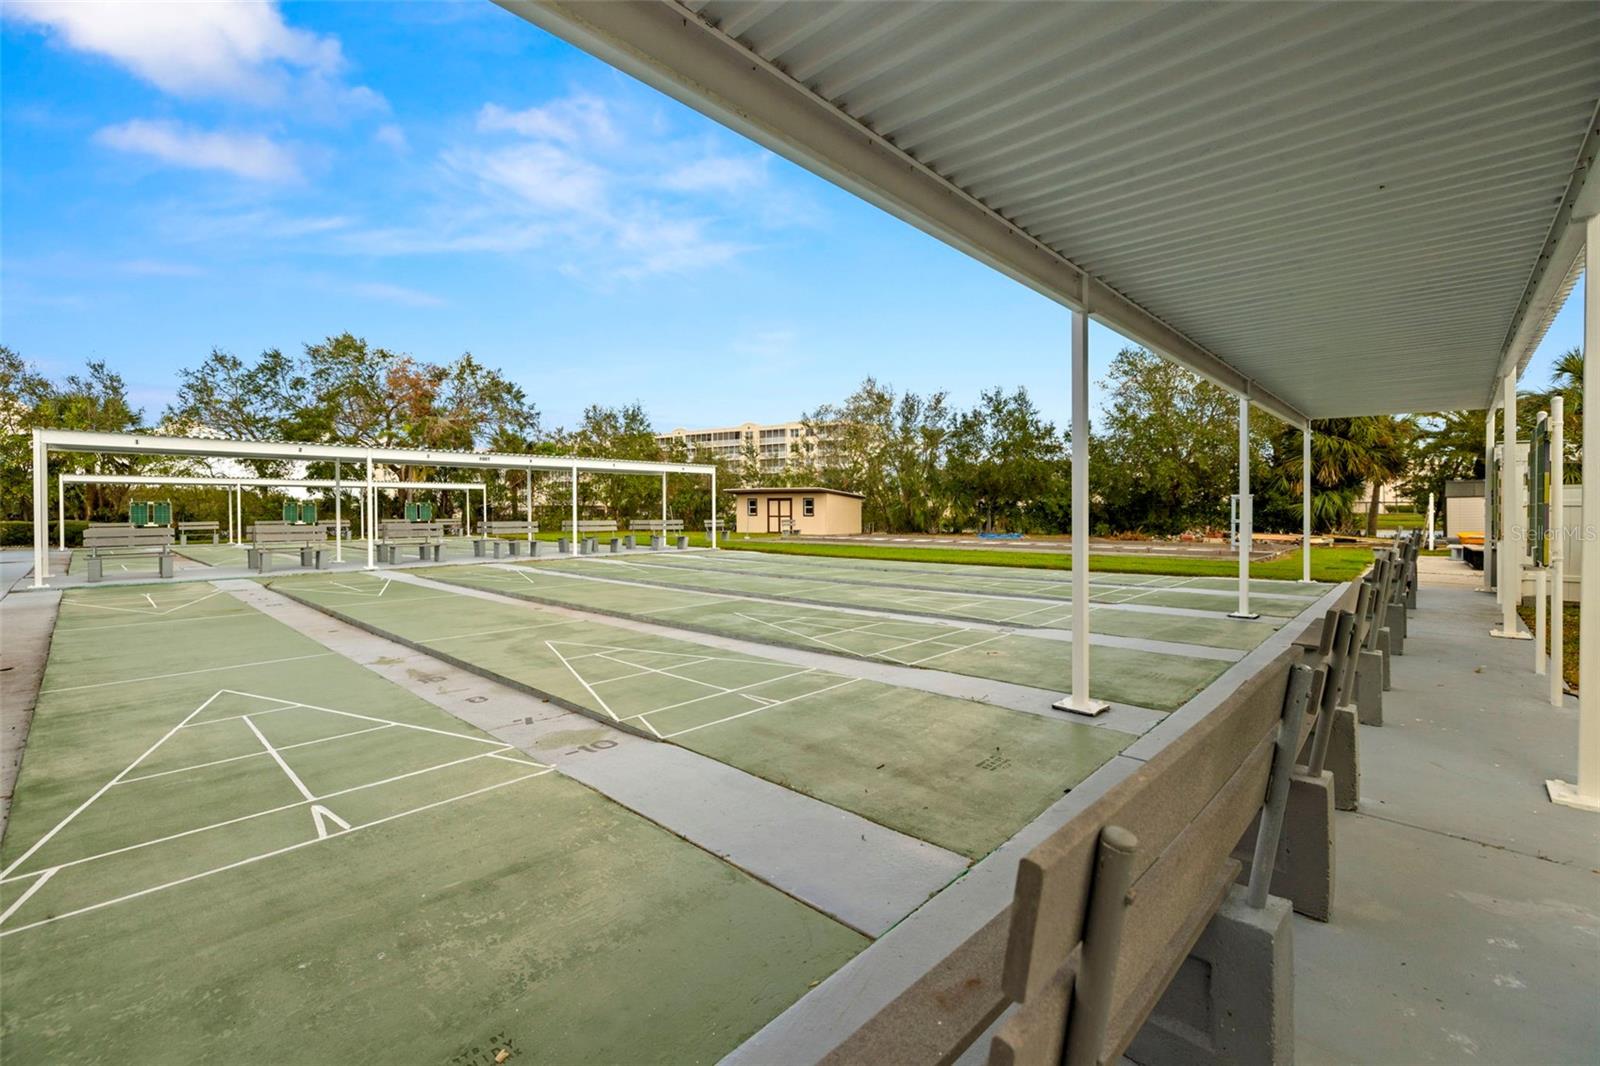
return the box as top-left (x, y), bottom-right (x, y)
top-left (1, 1), bottom-right (1586, 434)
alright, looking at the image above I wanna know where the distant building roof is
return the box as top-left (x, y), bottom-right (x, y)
top-left (725, 486), bottom-right (864, 499)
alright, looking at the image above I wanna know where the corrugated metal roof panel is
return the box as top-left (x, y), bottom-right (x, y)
top-left (517, 0), bottom-right (1600, 416)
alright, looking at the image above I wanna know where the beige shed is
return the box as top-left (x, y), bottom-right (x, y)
top-left (728, 487), bottom-right (864, 536)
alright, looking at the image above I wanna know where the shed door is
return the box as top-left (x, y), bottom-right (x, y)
top-left (767, 497), bottom-right (792, 533)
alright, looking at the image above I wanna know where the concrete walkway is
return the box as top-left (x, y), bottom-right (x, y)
top-left (1294, 560), bottom-right (1600, 1064)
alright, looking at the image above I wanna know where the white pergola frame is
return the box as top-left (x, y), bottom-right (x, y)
top-left (54, 473), bottom-right (490, 564)
top-left (29, 430), bottom-right (718, 586)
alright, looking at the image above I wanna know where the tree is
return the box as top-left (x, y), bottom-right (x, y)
top-left (1260, 416), bottom-right (1415, 535)
top-left (945, 387), bottom-right (1065, 533)
top-left (1095, 348), bottom-right (1238, 535)
top-left (22, 359), bottom-right (146, 520)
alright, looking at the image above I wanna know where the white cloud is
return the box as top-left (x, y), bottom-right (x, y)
top-left (348, 281), bottom-right (444, 307)
top-left (4, 0), bottom-right (382, 114)
top-left (477, 97), bottom-right (617, 147)
top-left (660, 155), bottom-right (767, 194)
top-left (94, 119), bottom-right (300, 182)
top-left (117, 258), bottom-right (204, 277)
top-left (374, 123), bottom-right (408, 152)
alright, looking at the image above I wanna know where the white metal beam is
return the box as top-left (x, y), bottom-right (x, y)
top-left (31, 429), bottom-right (715, 476)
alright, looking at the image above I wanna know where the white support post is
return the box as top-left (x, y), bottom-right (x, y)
top-left (711, 467), bottom-right (718, 549)
top-left (1230, 393), bottom-right (1259, 619)
top-left (334, 461), bottom-right (343, 563)
top-left (481, 483), bottom-right (488, 532)
top-left (1548, 213), bottom-right (1599, 812)
top-left (526, 469), bottom-right (534, 545)
top-left (1053, 304), bottom-right (1107, 716)
top-left (570, 466), bottom-right (579, 550)
top-left (1535, 569), bottom-right (1548, 675)
top-left (1426, 491), bottom-right (1437, 551)
top-left (1480, 405), bottom-right (1497, 593)
top-left (1301, 421), bottom-right (1312, 583)
top-left (31, 431), bottom-right (48, 586)
top-left (1551, 395), bottom-right (1565, 708)
top-left (365, 455), bottom-right (375, 570)
top-left (57, 473), bottom-right (65, 551)
top-left (1493, 369), bottom-right (1530, 638)
top-left (661, 472), bottom-right (668, 528)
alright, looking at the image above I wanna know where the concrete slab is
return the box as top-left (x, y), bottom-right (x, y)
top-left (217, 580), bottom-right (969, 937)
top-left (0, 589), bottom-right (60, 843)
top-left (1293, 572), bottom-right (1600, 1063)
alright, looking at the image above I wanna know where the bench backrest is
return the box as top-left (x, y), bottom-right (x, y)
top-left (378, 521), bottom-right (444, 539)
top-left (177, 521), bottom-right (219, 530)
top-left (483, 521), bottom-right (538, 535)
top-left (560, 520), bottom-right (618, 532)
top-left (84, 525), bottom-right (173, 549)
top-left (248, 522), bottom-right (325, 545)
top-left (821, 646), bottom-right (1319, 1066)
top-left (632, 519), bottom-right (685, 532)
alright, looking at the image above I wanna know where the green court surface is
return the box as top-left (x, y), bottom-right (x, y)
top-left (1, 583), bottom-right (866, 1063)
top-left (543, 555), bottom-right (1280, 653)
top-left (267, 572), bottom-right (1134, 859)
top-left (578, 550), bottom-right (1325, 618)
top-left (418, 564), bottom-right (1231, 711)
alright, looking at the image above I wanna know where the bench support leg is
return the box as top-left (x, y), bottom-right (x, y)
top-left (87, 557), bottom-right (103, 583)
top-left (1233, 770), bottom-right (1334, 921)
top-left (1386, 604), bottom-right (1406, 654)
top-left (1327, 706), bottom-right (1360, 811)
top-left (1355, 650), bottom-right (1384, 725)
top-left (474, 540), bottom-right (486, 558)
top-left (1128, 884), bottom-right (1294, 1066)
top-left (159, 554), bottom-right (174, 579)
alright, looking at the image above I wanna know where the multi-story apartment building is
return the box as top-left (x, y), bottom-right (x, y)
top-left (656, 420), bottom-right (835, 473)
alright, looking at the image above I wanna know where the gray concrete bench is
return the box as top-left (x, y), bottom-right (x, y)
top-left (246, 522), bottom-right (329, 572)
top-left (83, 525), bottom-right (175, 582)
top-left (474, 520), bottom-right (539, 558)
top-left (561, 519), bottom-right (619, 535)
top-left (177, 521), bottom-right (219, 545)
top-left (632, 519), bottom-right (685, 534)
top-left (376, 521), bottom-right (445, 564)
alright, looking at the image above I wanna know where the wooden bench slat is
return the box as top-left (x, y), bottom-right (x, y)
top-left (1103, 735), bottom-right (1275, 1058)
top-left (1004, 655), bottom-right (1291, 1004)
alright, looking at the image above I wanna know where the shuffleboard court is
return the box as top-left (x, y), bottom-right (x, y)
top-left (1, 582), bottom-right (866, 1063)
top-left (417, 563), bottom-right (1233, 710)
top-left (577, 550), bottom-right (1325, 617)
top-left (542, 555), bottom-right (1278, 653)
top-left (267, 572), bottom-right (1135, 859)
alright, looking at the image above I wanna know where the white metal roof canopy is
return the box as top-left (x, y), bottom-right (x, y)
top-left (501, 0), bottom-right (1600, 418)
top-left (27, 429), bottom-right (718, 585)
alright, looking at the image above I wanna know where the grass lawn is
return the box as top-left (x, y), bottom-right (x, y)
top-left (722, 539), bottom-right (1375, 583)
top-left (1518, 601), bottom-right (1578, 690)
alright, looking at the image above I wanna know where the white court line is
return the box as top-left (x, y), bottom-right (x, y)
top-left (413, 619), bottom-right (568, 644)
top-left (544, 640), bottom-right (638, 731)
top-left (0, 867), bottom-right (58, 927)
top-left (0, 690), bottom-right (225, 880)
top-left (61, 589), bottom-right (226, 617)
top-left (899, 631), bottom-right (1010, 667)
top-left (589, 654), bottom-right (716, 686)
top-left (867, 626), bottom-right (989, 661)
top-left (242, 716), bottom-right (316, 801)
top-left (39, 654), bottom-right (335, 695)
top-left (632, 666), bottom-right (821, 719)
top-left (660, 678), bottom-right (860, 738)
top-left (0, 769), bottom-right (554, 939)
top-left (117, 724), bottom-right (394, 783)
top-left (589, 653), bottom-right (731, 695)
top-left (0, 746), bottom-right (545, 887)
